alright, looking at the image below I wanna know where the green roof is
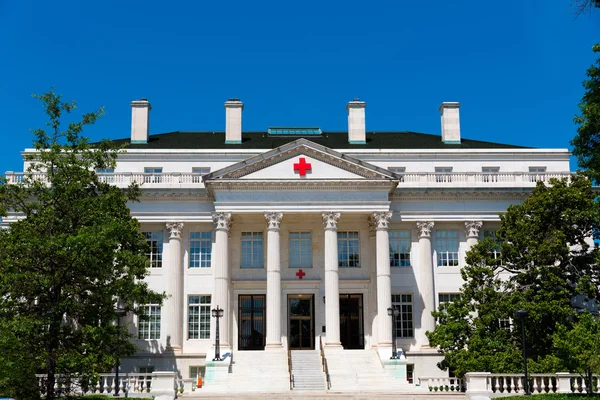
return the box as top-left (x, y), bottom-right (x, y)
top-left (111, 131), bottom-right (529, 150)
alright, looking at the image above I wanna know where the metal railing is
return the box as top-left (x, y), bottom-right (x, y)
top-left (319, 336), bottom-right (331, 390)
top-left (287, 345), bottom-right (294, 389)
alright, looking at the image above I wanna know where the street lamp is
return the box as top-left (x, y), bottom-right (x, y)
top-left (513, 310), bottom-right (530, 396)
top-left (114, 306), bottom-right (126, 397)
top-left (212, 306), bottom-right (224, 361)
top-left (387, 306), bottom-right (400, 360)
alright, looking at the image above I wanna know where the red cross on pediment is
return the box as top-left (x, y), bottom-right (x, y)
top-left (296, 269), bottom-right (306, 280)
top-left (293, 158), bottom-right (312, 176)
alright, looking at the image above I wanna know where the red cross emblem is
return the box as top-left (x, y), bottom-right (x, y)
top-left (293, 158), bottom-right (312, 176)
top-left (296, 269), bottom-right (306, 280)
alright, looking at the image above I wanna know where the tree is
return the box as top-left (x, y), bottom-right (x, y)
top-left (554, 312), bottom-right (600, 394)
top-left (572, 45), bottom-right (600, 183)
top-left (0, 89), bottom-right (164, 400)
top-left (427, 176), bottom-right (600, 377)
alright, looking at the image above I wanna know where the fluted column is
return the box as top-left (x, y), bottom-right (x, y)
top-left (166, 222), bottom-right (184, 352)
top-left (370, 212), bottom-right (393, 348)
top-left (416, 221), bottom-right (435, 348)
top-left (465, 221), bottom-right (482, 252)
top-left (212, 212), bottom-right (232, 349)
top-left (322, 212), bottom-right (342, 347)
top-left (265, 212), bottom-right (283, 348)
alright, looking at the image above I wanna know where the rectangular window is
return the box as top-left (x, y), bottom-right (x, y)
top-left (338, 231), bottom-right (360, 268)
top-left (144, 167), bottom-right (163, 183)
top-left (483, 230), bottom-right (501, 260)
top-left (144, 231), bottom-right (163, 268)
top-left (498, 318), bottom-right (512, 331)
top-left (391, 294), bottom-right (413, 338)
top-left (188, 295), bottom-right (211, 339)
top-left (529, 166), bottom-right (546, 182)
top-left (190, 366), bottom-right (205, 381)
top-left (192, 167), bottom-right (211, 183)
top-left (436, 230), bottom-right (459, 267)
top-left (96, 168), bottom-right (115, 183)
top-left (439, 293), bottom-right (461, 305)
top-left (241, 232), bottom-right (264, 268)
top-left (189, 232), bottom-right (212, 268)
top-left (389, 231), bottom-right (411, 267)
top-left (435, 167), bottom-right (453, 183)
top-left (406, 364), bottom-right (414, 384)
top-left (138, 305), bottom-right (161, 339)
top-left (482, 167), bottom-right (499, 183)
top-left (289, 232), bottom-right (312, 268)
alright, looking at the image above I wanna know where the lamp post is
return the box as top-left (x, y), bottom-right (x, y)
top-left (114, 306), bottom-right (126, 397)
top-left (387, 306), bottom-right (400, 359)
top-left (513, 310), bottom-right (530, 396)
top-left (212, 306), bottom-right (224, 361)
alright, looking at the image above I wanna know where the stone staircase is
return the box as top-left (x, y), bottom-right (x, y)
top-left (200, 349), bottom-right (290, 393)
top-left (290, 350), bottom-right (327, 391)
top-left (324, 349), bottom-right (413, 392)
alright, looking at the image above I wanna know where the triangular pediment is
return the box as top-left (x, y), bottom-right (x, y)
top-left (204, 139), bottom-right (397, 182)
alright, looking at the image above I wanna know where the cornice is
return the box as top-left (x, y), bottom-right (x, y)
top-left (209, 180), bottom-right (397, 191)
top-left (139, 192), bottom-right (211, 201)
top-left (391, 191), bottom-right (530, 201)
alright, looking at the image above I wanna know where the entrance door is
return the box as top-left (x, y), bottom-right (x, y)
top-left (340, 294), bottom-right (364, 349)
top-left (238, 295), bottom-right (266, 350)
top-left (288, 295), bottom-right (314, 350)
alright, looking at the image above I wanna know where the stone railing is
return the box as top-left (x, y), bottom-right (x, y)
top-left (418, 376), bottom-right (465, 392)
top-left (4, 171), bottom-right (572, 189)
top-left (35, 371), bottom-right (189, 396)
top-left (465, 372), bottom-right (600, 398)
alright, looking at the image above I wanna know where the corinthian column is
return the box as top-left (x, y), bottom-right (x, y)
top-left (416, 221), bottom-right (435, 348)
top-left (265, 212), bottom-right (283, 348)
top-left (465, 221), bottom-right (482, 252)
top-left (166, 222), bottom-right (184, 352)
top-left (322, 212), bottom-right (342, 347)
top-left (369, 212), bottom-right (393, 348)
top-left (212, 212), bottom-right (232, 350)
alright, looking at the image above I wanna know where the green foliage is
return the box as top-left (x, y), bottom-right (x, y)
top-left (572, 45), bottom-right (600, 183)
top-left (0, 89), bottom-right (165, 400)
top-left (502, 396), bottom-right (600, 400)
top-left (427, 176), bottom-right (600, 377)
top-left (554, 312), bottom-right (600, 390)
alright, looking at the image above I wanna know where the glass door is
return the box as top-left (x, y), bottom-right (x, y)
top-left (288, 295), bottom-right (314, 350)
top-left (238, 294), bottom-right (266, 350)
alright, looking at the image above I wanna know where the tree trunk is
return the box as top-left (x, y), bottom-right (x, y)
top-left (587, 367), bottom-right (593, 396)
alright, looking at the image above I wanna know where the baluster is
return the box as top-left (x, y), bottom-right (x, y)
top-left (582, 376), bottom-right (588, 393)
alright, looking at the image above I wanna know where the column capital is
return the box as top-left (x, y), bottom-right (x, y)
top-left (465, 220), bottom-right (483, 238)
top-left (212, 212), bottom-right (232, 231)
top-left (166, 222), bottom-right (184, 240)
top-left (416, 221), bottom-right (435, 238)
top-left (264, 212), bottom-right (283, 230)
top-left (369, 211), bottom-right (393, 232)
top-left (322, 212), bottom-right (341, 230)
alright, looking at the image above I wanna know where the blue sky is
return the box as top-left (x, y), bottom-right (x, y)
top-left (0, 0), bottom-right (598, 173)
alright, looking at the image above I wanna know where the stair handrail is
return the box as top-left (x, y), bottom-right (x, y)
top-left (288, 344), bottom-right (294, 389)
top-left (319, 336), bottom-right (331, 390)
top-left (228, 348), bottom-right (233, 374)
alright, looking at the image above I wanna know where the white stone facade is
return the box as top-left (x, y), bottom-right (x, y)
top-left (5, 99), bottom-right (572, 386)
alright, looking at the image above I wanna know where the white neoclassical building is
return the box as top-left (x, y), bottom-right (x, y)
top-left (6, 98), bottom-right (571, 392)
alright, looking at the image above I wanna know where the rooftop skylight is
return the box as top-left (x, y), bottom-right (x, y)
top-left (268, 127), bottom-right (322, 136)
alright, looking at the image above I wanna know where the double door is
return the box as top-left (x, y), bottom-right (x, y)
top-left (288, 295), bottom-right (314, 350)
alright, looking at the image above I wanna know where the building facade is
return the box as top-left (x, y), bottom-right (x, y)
top-left (6, 98), bottom-right (571, 388)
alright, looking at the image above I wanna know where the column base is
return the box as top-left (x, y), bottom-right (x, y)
top-left (165, 345), bottom-right (182, 355)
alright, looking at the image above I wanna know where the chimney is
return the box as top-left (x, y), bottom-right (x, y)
top-left (439, 102), bottom-right (461, 144)
top-left (130, 98), bottom-right (151, 144)
top-left (347, 98), bottom-right (366, 144)
top-left (225, 98), bottom-right (244, 144)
